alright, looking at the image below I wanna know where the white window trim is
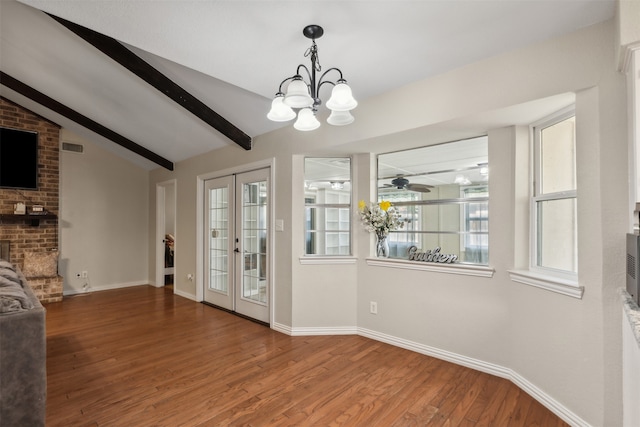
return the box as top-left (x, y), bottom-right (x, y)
top-left (366, 257), bottom-right (494, 278)
top-left (509, 269), bottom-right (583, 299)
top-left (528, 106), bottom-right (578, 282)
top-left (299, 256), bottom-right (357, 265)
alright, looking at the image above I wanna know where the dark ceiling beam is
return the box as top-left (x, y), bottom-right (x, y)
top-left (0, 71), bottom-right (174, 171)
top-left (48, 14), bottom-right (252, 151)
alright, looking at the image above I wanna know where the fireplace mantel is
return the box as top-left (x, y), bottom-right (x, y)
top-left (0, 213), bottom-right (57, 227)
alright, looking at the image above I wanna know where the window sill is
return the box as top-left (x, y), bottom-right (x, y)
top-left (299, 256), bottom-right (357, 265)
top-left (365, 257), bottom-right (494, 278)
top-left (508, 269), bottom-right (584, 299)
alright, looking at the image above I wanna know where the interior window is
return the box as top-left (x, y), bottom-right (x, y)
top-left (304, 158), bottom-right (352, 255)
top-left (377, 136), bottom-right (489, 264)
top-left (532, 109), bottom-right (577, 276)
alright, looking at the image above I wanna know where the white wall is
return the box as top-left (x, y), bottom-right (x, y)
top-left (60, 129), bottom-right (149, 294)
top-left (149, 19), bottom-right (627, 427)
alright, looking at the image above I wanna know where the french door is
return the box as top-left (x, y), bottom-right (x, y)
top-left (203, 168), bottom-right (270, 323)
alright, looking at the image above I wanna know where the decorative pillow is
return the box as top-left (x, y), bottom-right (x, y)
top-left (22, 251), bottom-right (59, 278)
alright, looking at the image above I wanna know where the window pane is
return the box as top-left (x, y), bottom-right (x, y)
top-left (536, 198), bottom-right (577, 273)
top-left (377, 137), bottom-right (489, 264)
top-left (540, 116), bottom-right (576, 194)
top-left (533, 110), bottom-right (577, 277)
top-left (304, 207), bottom-right (351, 255)
top-left (304, 157), bottom-right (351, 255)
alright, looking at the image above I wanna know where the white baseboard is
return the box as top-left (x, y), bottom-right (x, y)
top-left (357, 327), bottom-right (589, 427)
top-left (64, 280), bottom-right (148, 296)
top-left (174, 288), bottom-right (197, 301)
top-left (358, 327), bottom-right (510, 377)
top-left (286, 325), bottom-right (358, 336)
top-left (509, 370), bottom-right (589, 427)
top-left (272, 323), bottom-right (359, 336)
top-left (282, 324), bottom-right (589, 427)
top-left (271, 322), bottom-right (292, 335)
top-left (65, 281), bottom-right (198, 302)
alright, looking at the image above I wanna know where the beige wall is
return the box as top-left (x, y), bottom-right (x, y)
top-left (60, 129), bottom-right (149, 294)
top-left (146, 19), bottom-right (627, 427)
top-left (617, 0), bottom-right (640, 69)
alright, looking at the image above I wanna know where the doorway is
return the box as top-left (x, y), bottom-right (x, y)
top-left (156, 180), bottom-right (176, 290)
top-left (203, 168), bottom-right (270, 324)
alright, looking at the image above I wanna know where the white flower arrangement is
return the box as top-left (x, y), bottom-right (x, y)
top-left (357, 200), bottom-right (404, 238)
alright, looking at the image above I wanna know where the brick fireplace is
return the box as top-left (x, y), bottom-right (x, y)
top-left (0, 97), bottom-right (63, 303)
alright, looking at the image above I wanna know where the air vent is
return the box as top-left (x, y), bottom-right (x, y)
top-left (62, 142), bottom-right (83, 153)
top-left (628, 253), bottom-right (636, 279)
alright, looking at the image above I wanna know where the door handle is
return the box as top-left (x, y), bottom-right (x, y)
top-left (234, 248), bottom-right (240, 253)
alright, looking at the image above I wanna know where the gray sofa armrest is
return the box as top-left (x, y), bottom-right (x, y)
top-left (0, 265), bottom-right (46, 427)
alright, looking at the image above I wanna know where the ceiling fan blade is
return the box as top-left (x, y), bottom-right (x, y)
top-left (406, 183), bottom-right (433, 192)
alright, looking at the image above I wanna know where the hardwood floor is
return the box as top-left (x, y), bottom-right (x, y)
top-left (44, 286), bottom-right (569, 426)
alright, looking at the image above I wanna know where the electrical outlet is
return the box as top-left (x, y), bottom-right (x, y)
top-left (370, 301), bottom-right (378, 314)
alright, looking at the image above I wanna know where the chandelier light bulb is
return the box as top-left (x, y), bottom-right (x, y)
top-left (294, 108), bottom-right (320, 131)
top-left (267, 95), bottom-right (296, 122)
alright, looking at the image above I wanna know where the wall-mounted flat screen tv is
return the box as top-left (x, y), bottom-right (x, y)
top-left (0, 127), bottom-right (39, 190)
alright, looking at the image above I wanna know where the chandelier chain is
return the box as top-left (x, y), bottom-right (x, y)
top-left (304, 41), bottom-right (321, 72)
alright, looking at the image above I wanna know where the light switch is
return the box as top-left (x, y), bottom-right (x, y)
top-left (275, 219), bottom-right (284, 232)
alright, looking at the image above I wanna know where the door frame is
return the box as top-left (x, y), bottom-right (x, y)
top-left (196, 159), bottom-right (275, 324)
top-left (155, 179), bottom-right (177, 290)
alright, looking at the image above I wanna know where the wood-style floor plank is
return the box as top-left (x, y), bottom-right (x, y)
top-left (43, 285), bottom-right (570, 426)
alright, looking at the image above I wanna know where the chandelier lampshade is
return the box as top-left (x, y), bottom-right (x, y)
top-left (294, 107), bottom-right (321, 131)
top-left (327, 109), bottom-right (354, 126)
top-left (283, 76), bottom-right (313, 108)
top-left (267, 95), bottom-right (296, 122)
top-left (268, 25), bottom-right (356, 131)
top-left (325, 81), bottom-right (358, 112)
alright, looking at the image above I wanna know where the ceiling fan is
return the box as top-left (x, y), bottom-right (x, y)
top-left (383, 176), bottom-right (433, 193)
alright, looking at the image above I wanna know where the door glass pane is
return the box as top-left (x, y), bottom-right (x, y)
top-left (208, 187), bottom-right (228, 293)
top-left (536, 198), bottom-right (577, 272)
top-left (242, 181), bottom-right (267, 304)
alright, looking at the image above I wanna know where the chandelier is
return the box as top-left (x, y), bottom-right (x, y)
top-left (267, 25), bottom-right (357, 131)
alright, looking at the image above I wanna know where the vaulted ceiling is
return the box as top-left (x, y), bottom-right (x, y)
top-left (0, 0), bottom-right (615, 170)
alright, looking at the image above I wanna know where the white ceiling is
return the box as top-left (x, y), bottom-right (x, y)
top-left (0, 0), bottom-right (615, 170)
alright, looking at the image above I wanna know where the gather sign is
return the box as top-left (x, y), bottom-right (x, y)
top-left (407, 246), bottom-right (458, 264)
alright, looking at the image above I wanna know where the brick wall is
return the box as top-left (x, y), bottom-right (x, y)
top-left (0, 97), bottom-right (62, 303)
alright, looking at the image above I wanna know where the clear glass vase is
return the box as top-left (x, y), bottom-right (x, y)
top-left (376, 234), bottom-right (389, 258)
